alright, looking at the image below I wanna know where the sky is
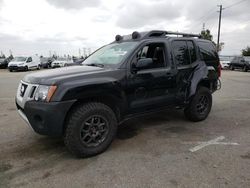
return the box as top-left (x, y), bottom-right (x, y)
top-left (0, 0), bottom-right (250, 56)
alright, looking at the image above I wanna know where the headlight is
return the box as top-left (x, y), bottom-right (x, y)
top-left (34, 85), bottom-right (57, 102)
top-left (18, 63), bottom-right (24, 66)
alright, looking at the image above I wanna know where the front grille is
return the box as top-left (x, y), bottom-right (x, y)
top-left (16, 81), bottom-right (39, 109)
top-left (20, 83), bottom-right (28, 97)
top-left (29, 86), bottom-right (37, 98)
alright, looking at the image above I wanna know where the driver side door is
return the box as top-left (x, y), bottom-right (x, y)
top-left (126, 42), bottom-right (176, 113)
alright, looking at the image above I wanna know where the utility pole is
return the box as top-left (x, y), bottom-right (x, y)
top-left (202, 23), bottom-right (205, 31)
top-left (217, 5), bottom-right (223, 52)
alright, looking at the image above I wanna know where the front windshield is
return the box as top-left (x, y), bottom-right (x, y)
top-left (41, 57), bottom-right (48, 62)
top-left (82, 42), bottom-right (138, 67)
top-left (219, 56), bottom-right (231, 61)
top-left (244, 56), bottom-right (250, 61)
top-left (13, 57), bottom-right (27, 62)
top-left (57, 58), bottom-right (67, 61)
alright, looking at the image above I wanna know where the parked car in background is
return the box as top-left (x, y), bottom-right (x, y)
top-left (40, 57), bottom-right (54, 68)
top-left (8, 56), bottom-right (41, 72)
top-left (51, 57), bottom-right (73, 68)
top-left (0, 57), bottom-right (11, 68)
top-left (70, 57), bottom-right (85, 66)
top-left (229, 56), bottom-right (250, 72)
top-left (219, 56), bottom-right (231, 69)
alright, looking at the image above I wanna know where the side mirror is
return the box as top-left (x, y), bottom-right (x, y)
top-left (136, 58), bottom-right (153, 69)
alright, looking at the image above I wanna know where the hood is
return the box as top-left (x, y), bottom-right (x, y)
top-left (9, 61), bottom-right (25, 65)
top-left (22, 65), bottom-right (107, 85)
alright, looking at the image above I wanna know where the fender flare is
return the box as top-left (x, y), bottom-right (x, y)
top-left (187, 63), bottom-right (215, 100)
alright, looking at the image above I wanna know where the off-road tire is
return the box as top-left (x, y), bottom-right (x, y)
top-left (184, 87), bottom-right (212, 122)
top-left (64, 102), bottom-right (117, 158)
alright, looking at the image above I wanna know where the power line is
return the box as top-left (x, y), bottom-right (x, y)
top-left (189, 10), bottom-right (217, 29)
top-left (224, 0), bottom-right (248, 9)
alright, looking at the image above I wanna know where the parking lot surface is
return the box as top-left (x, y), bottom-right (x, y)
top-left (0, 69), bottom-right (250, 188)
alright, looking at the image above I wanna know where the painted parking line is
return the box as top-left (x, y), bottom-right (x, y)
top-left (189, 136), bottom-right (239, 152)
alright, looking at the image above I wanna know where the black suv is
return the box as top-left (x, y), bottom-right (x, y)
top-left (229, 56), bottom-right (250, 72)
top-left (0, 57), bottom-right (11, 68)
top-left (15, 30), bottom-right (220, 157)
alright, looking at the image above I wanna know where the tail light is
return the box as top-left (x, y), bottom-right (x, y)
top-left (218, 63), bottom-right (222, 77)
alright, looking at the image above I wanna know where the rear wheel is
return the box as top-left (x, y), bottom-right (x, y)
top-left (25, 66), bottom-right (28, 71)
top-left (64, 102), bottom-right (117, 158)
top-left (184, 87), bottom-right (212, 122)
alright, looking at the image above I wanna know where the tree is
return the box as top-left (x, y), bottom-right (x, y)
top-left (200, 29), bottom-right (213, 41)
top-left (200, 29), bottom-right (224, 52)
top-left (242, 46), bottom-right (250, 56)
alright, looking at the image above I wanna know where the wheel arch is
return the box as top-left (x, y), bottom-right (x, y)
top-left (62, 94), bottom-right (126, 135)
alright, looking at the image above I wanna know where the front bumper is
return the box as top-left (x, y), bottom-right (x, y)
top-left (0, 63), bottom-right (8, 68)
top-left (16, 99), bottom-right (76, 136)
top-left (52, 64), bottom-right (62, 68)
top-left (9, 66), bottom-right (26, 71)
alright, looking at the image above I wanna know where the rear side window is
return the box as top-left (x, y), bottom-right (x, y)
top-left (198, 41), bottom-right (218, 61)
top-left (172, 40), bottom-right (197, 66)
top-left (172, 41), bottom-right (190, 66)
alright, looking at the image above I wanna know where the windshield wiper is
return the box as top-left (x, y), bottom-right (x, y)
top-left (85, 63), bottom-right (104, 68)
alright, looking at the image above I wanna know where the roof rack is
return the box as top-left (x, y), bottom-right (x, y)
top-left (145, 30), bottom-right (201, 38)
top-left (114, 30), bottom-right (201, 42)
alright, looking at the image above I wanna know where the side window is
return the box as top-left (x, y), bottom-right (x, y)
top-left (172, 40), bottom-right (190, 66)
top-left (27, 57), bottom-right (32, 62)
top-left (137, 46), bottom-right (148, 59)
top-left (135, 43), bottom-right (166, 69)
top-left (198, 41), bottom-right (218, 62)
top-left (187, 41), bottom-right (197, 63)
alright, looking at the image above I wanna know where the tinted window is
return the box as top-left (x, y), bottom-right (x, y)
top-left (198, 41), bottom-right (218, 61)
top-left (187, 41), bottom-right (196, 63)
top-left (172, 41), bottom-right (190, 66)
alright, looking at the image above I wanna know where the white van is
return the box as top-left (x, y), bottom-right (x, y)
top-left (8, 56), bottom-right (41, 72)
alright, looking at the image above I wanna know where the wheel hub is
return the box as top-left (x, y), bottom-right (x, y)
top-left (196, 95), bottom-right (209, 114)
top-left (80, 115), bottom-right (109, 147)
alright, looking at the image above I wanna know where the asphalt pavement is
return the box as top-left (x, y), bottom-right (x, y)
top-left (0, 69), bottom-right (250, 188)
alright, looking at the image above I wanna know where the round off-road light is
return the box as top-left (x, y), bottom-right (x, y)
top-left (132, 31), bottom-right (140, 39)
top-left (115, 35), bottom-right (123, 41)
